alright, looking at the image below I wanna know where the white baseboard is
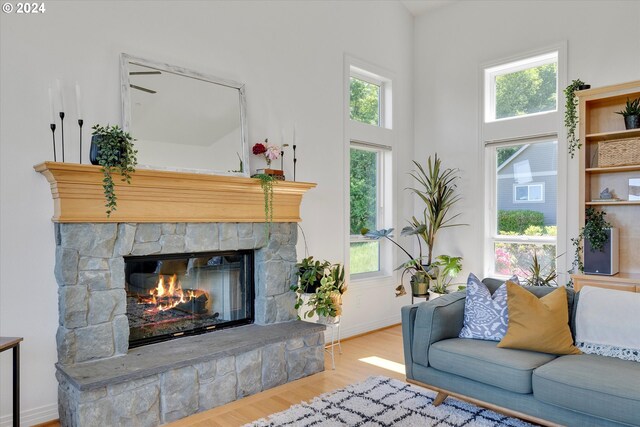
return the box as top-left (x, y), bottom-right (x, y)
top-left (0, 403), bottom-right (58, 427)
top-left (324, 314), bottom-right (401, 342)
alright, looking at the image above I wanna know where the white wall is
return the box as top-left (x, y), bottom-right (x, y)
top-left (0, 1), bottom-right (414, 423)
top-left (414, 1), bottom-right (640, 281)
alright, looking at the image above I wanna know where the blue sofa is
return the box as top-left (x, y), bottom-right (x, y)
top-left (401, 278), bottom-right (640, 427)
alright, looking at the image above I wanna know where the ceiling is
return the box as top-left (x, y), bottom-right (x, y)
top-left (400, 0), bottom-right (457, 16)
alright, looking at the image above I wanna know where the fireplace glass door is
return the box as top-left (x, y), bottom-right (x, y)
top-left (125, 250), bottom-right (253, 347)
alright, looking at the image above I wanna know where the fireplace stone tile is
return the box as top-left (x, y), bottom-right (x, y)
top-left (159, 234), bottom-right (185, 254)
top-left (131, 242), bottom-right (162, 255)
top-left (55, 247), bottom-right (79, 285)
top-left (74, 323), bottom-right (114, 362)
top-left (88, 289), bottom-right (125, 325)
top-left (61, 223), bottom-right (117, 258)
top-left (160, 366), bottom-right (198, 423)
top-left (113, 224), bottom-right (136, 257)
top-left (135, 224), bottom-right (162, 243)
top-left (236, 349), bottom-right (262, 398)
top-left (185, 223), bottom-right (219, 252)
top-left (59, 286), bottom-right (88, 328)
top-left (161, 223), bottom-right (176, 235)
top-left (56, 327), bottom-right (76, 366)
top-left (113, 314), bottom-right (129, 355)
top-left (78, 257), bottom-right (108, 271)
top-left (261, 342), bottom-right (287, 389)
top-left (219, 223), bottom-right (239, 250)
top-left (109, 258), bottom-right (125, 289)
top-left (78, 270), bottom-right (111, 291)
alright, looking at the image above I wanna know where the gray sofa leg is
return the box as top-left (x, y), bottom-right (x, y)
top-left (434, 391), bottom-right (448, 406)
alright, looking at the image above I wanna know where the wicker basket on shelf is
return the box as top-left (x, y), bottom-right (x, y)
top-left (597, 137), bottom-right (640, 167)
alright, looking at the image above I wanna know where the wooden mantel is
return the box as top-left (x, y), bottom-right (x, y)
top-left (35, 162), bottom-right (316, 223)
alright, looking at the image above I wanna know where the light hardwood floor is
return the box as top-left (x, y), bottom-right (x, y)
top-left (41, 325), bottom-right (405, 427)
top-left (168, 325), bottom-right (405, 427)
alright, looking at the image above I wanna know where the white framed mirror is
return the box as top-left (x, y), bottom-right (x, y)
top-left (121, 53), bottom-right (249, 176)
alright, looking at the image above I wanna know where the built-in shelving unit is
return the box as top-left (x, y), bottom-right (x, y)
top-left (572, 80), bottom-right (640, 291)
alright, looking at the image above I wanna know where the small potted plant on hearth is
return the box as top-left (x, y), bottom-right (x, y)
top-left (615, 97), bottom-right (640, 129)
top-left (429, 255), bottom-right (463, 299)
top-left (90, 124), bottom-right (138, 217)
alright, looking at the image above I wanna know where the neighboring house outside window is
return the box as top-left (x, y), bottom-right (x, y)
top-left (482, 46), bottom-right (566, 282)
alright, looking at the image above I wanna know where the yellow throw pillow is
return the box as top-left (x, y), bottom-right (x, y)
top-left (498, 281), bottom-right (581, 355)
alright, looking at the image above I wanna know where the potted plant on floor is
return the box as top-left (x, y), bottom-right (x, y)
top-left (615, 97), bottom-right (640, 129)
top-left (429, 255), bottom-right (463, 299)
top-left (90, 124), bottom-right (138, 216)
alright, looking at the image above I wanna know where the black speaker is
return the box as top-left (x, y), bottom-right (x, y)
top-left (583, 228), bottom-right (619, 275)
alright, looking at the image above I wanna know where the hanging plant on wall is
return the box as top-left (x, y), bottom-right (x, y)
top-left (565, 79), bottom-right (588, 159)
top-left (90, 124), bottom-right (138, 217)
top-left (255, 173), bottom-right (275, 236)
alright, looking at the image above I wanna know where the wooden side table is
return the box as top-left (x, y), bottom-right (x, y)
top-left (0, 337), bottom-right (23, 427)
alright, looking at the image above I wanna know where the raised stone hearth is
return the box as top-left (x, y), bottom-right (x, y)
top-left (53, 221), bottom-right (325, 426)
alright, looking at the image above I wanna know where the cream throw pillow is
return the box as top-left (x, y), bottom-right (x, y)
top-left (498, 282), bottom-right (581, 355)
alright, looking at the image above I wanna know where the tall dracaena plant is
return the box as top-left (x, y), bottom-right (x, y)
top-left (406, 154), bottom-right (464, 266)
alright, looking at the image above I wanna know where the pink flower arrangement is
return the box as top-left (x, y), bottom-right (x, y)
top-left (252, 138), bottom-right (280, 166)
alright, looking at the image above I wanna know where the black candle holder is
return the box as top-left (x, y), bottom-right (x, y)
top-left (78, 119), bottom-right (84, 164)
top-left (59, 112), bottom-right (65, 162)
top-left (50, 123), bottom-right (57, 161)
top-left (293, 144), bottom-right (297, 181)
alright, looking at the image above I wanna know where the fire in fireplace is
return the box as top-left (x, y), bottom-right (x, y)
top-left (124, 250), bottom-right (254, 347)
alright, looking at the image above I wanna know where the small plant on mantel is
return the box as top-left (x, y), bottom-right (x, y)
top-left (91, 124), bottom-right (137, 217)
top-left (255, 173), bottom-right (275, 236)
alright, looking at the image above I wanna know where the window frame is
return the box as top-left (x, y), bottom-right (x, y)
top-left (481, 43), bottom-right (567, 282)
top-left (349, 142), bottom-right (391, 277)
top-left (350, 73), bottom-right (384, 127)
top-left (513, 182), bottom-right (545, 203)
top-left (484, 51), bottom-right (558, 123)
top-left (344, 56), bottom-right (395, 285)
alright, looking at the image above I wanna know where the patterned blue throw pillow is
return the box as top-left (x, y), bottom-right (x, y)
top-left (459, 273), bottom-right (517, 341)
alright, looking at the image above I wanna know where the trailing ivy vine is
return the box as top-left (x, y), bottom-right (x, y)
top-left (91, 124), bottom-right (137, 216)
top-left (255, 173), bottom-right (275, 236)
top-left (565, 79), bottom-right (586, 159)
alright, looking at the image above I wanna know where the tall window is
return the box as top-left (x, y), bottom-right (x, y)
top-left (347, 63), bottom-right (393, 278)
top-left (489, 140), bottom-right (558, 277)
top-left (483, 47), bottom-right (566, 282)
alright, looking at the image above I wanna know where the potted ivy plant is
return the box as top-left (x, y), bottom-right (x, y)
top-left (571, 207), bottom-right (612, 275)
top-left (615, 97), bottom-right (640, 129)
top-left (292, 261), bottom-right (346, 323)
top-left (564, 79), bottom-right (589, 158)
top-left (90, 124), bottom-right (138, 216)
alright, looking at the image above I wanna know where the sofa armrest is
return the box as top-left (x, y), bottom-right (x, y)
top-left (402, 292), bottom-right (466, 374)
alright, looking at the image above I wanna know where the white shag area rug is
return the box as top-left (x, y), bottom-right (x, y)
top-left (245, 376), bottom-right (534, 426)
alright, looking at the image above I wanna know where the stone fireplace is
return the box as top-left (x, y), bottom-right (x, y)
top-left (37, 162), bottom-right (321, 426)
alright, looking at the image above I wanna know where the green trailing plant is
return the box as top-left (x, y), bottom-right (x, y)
top-left (255, 173), bottom-right (275, 236)
top-left (522, 251), bottom-right (557, 287)
top-left (430, 255), bottom-right (463, 294)
top-left (291, 260), bottom-right (346, 320)
top-left (91, 124), bottom-right (137, 216)
top-left (406, 154), bottom-right (465, 266)
top-left (571, 207), bottom-right (612, 274)
top-left (564, 79), bottom-right (586, 159)
top-left (615, 97), bottom-right (640, 117)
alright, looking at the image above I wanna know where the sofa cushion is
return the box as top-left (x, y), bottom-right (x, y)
top-left (533, 354), bottom-right (640, 426)
top-left (498, 283), bottom-right (581, 355)
top-left (458, 273), bottom-right (516, 341)
top-left (429, 338), bottom-right (556, 394)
